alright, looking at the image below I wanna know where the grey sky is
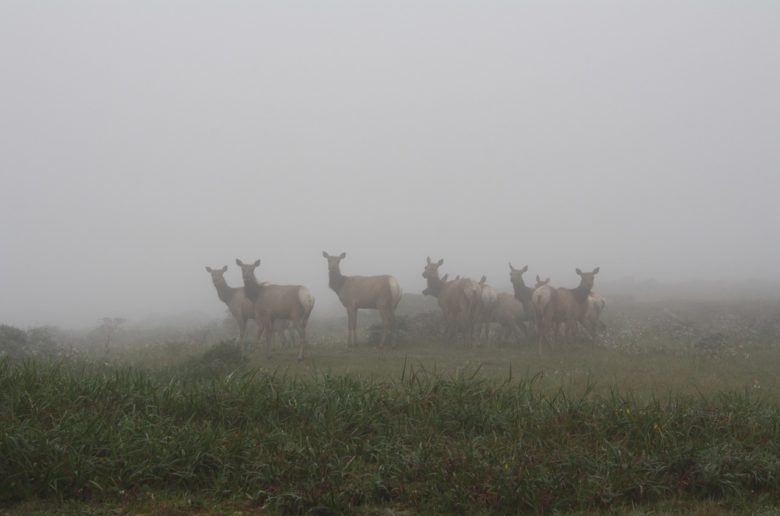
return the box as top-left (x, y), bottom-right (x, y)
top-left (1, 1), bottom-right (778, 327)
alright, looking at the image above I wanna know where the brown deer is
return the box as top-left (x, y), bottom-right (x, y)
top-left (509, 263), bottom-right (534, 314)
top-left (534, 276), bottom-right (605, 341)
top-left (422, 273), bottom-right (448, 296)
top-left (493, 292), bottom-right (527, 345)
top-left (322, 251), bottom-right (402, 349)
top-left (421, 257), bottom-right (480, 345)
top-left (205, 265), bottom-right (256, 349)
top-left (235, 259), bottom-right (315, 361)
top-left (533, 267), bottom-right (600, 354)
top-left (508, 263), bottom-right (539, 331)
top-left (582, 292), bottom-right (607, 340)
top-left (476, 276), bottom-right (499, 342)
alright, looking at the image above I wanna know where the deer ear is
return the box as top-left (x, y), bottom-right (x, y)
top-left (221, 265), bottom-right (228, 273)
top-left (576, 268), bottom-right (582, 276)
top-left (593, 267), bottom-right (600, 275)
top-left (480, 275), bottom-right (487, 284)
top-left (205, 266), bottom-right (213, 273)
top-left (509, 262), bottom-right (515, 271)
top-left (437, 258), bottom-right (444, 266)
top-left (236, 259), bottom-right (244, 266)
top-left (536, 274), bottom-right (540, 282)
top-left (253, 259), bottom-right (261, 267)
top-left (427, 256), bottom-right (432, 264)
top-left (521, 265), bottom-right (528, 273)
top-left (322, 251), bottom-right (329, 258)
top-left (339, 252), bottom-right (346, 259)
top-left (442, 273), bottom-right (449, 281)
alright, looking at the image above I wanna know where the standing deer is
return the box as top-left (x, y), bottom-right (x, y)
top-left (476, 276), bottom-right (499, 342)
top-left (533, 267), bottom-right (600, 354)
top-left (235, 259), bottom-right (315, 361)
top-left (421, 257), bottom-right (480, 345)
top-left (322, 251), bottom-right (403, 349)
top-left (533, 276), bottom-right (605, 341)
top-left (508, 263), bottom-right (540, 333)
top-left (205, 265), bottom-right (256, 349)
top-left (509, 263), bottom-right (534, 315)
top-left (493, 292), bottom-right (527, 346)
top-left (582, 292), bottom-right (607, 340)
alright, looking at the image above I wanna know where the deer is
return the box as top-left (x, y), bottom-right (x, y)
top-left (508, 263), bottom-right (540, 332)
top-left (492, 292), bottom-right (527, 346)
top-left (422, 273), bottom-right (448, 296)
top-left (421, 257), bottom-right (480, 345)
top-left (582, 292), bottom-right (607, 340)
top-left (205, 265), bottom-right (257, 349)
top-left (476, 276), bottom-right (499, 343)
top-left (235, 259), bottom-right (315, 361)
top-left (322, 251), bottom-right (403, 350)
top-left (535, 275), bottom-right (605, 342)
top-left (533, 267), bottom-right (600, 354)
top-left (509, 263), bottom-right (535, 316)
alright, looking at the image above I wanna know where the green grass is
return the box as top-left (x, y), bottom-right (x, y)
top-left (3, 298), bottom-right (780, 513)
top-left (3, 343), bottom-right (780, 514)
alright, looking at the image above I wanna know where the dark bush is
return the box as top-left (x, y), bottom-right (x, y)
top-left (178, 340), bottom-right (246, 381)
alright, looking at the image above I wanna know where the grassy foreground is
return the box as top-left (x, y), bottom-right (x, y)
top-left (3, 348), bottom-right (780, 515)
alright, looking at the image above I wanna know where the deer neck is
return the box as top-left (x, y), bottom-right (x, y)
top-left (213, 277), bottom-right (238, 306)
top-left (572, 281), bottom-right (592, 304)
top-left (242, 272), bottom-right (262, 301)
top-left (328, 268), bottom-right (347, 292)
top-left (513, 279), bottom-right (533, 304)
top-left (425, 275), bottom-right (445, 297)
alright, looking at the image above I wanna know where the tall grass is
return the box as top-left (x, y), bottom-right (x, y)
top-left (3, 354), bottom-right (780, 514)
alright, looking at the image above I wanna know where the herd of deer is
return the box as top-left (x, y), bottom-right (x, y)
top-left (206, 253), bottom-right (604, 360)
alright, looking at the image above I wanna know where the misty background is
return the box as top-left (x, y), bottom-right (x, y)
top-left (1, 1), bottom-right (778, 328)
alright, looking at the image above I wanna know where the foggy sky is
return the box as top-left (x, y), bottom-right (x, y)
top-left (1, 1), bottom-right (779, 328)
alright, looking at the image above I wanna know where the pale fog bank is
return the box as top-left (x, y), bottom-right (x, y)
top-left (1, 2), bottom-right (779, 329)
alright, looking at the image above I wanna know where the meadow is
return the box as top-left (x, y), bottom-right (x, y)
top-left (2, 296), bottom-right (780, 515)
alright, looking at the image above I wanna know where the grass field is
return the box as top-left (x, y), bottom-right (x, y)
top-left (2, 298), bottom-right (780, 514)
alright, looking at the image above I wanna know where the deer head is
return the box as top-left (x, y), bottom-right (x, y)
top-left (535, 275), bottom-right (550, 288)
top-left (235, 258), bottom-right (261, 284)
top-left (509, 263), bottom-right (529, 288)
top-left (322, 251), bottom-right (346, 273)
top-left (205, 265), bottom-right (229, 285)
top-left (422, 256), bottom-right (444, 280)
top-left (575, 267), bottom-right (600, 290)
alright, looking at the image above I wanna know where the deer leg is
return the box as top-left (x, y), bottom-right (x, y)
top-left (294, 318), bottom-right (306, 361)
top-left (535, 317), bottom-right (544, 355)
top-left (353, 309), bottom-right (361, 346)
top-left (443, 311), bottom-right (454, 345)
top-left (264, 319), bottom-right (274, 358)
top-left (256, 319), bottom-right (265, 350)
top-left (517, 318), bottom-right (528, 339)
top-left (237, 318), bottom-right (247, 351)
top-left (347, 308), bottom-right (357, 347)
top-left (383, 307), bottom-right (396, 350)
top-left (377, 309), bottom-right (387, 350)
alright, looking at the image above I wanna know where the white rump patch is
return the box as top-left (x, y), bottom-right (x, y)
top-left (389, 277), bottom-right (403, 307)
top-left (299, 287), bottom-right (315, 317)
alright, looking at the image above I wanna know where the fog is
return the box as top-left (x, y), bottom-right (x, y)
top-left (1, 2), bottom-right (778, 328)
